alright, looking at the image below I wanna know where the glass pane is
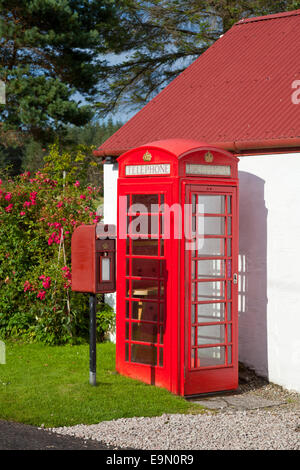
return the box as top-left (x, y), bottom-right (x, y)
top-left (131, 194), bottom-right (159, 213)
top-left (159, 303), bottom-right (164, 323)
top-left (227, 282), bottom-right (232, 300)
top-left (160, 215), bottom-right (164, 235)
top-left (132, 323), bottom-right (157, 343)
top-left (101, 257), bottom-right (110, 281)
top-left (132, 301), bottom-right (159, 321)
top-left (131, 344), bottom-right (157, 365)
top-left (125, 343), bottom-right (129, 361)
top-left (196, 303), bottom-right (225, 322)
top-left (197, 346), bottom-right (225, 367)
top-left (197, 324), bottom-right (225, 346)
top-left (196, 238), bottom-right (225, 257)
top-left (191, 327), bottom-right (196, 346)
top-left (191, 304), bottom-right (196, 323)
top-left (191, 349), bottom-right (196, 368)
top-left (196, 282), bottom-right (225, 301)
top-left (125, 322), bottom-right (130, 340)
top-left (227, 346), bottom-right (232, 364)
top-left (131, 259), bottom-right (161, 278)
top-left (126, 301), bottom-right (130, 319)
top-left (132, 280), bottom-right (161, 299)
top-left (227, 324), bottom-right (232, 343)
top-left (194, 259), bottom-right (225, 279)
top-left (128, 214), bottom-right (159, 236)
top-left (192, 194), bottom-right (197, 213)
top-left (227, 217), bottom-right (232, 236)
top-left (192, 216), bottom-right (196, 233)
top-left (227, 239), bottom-right (232, 257)
top-left (159, 326), bottom-right (164, 344)
top-left (126, 259), bottom-right (130, 276)
top-left (197, 216), bottom-right (225, 236)
top-left (159, 348), bottom-right (164, 367)
top-left (132, 239), bottom-right (158, 256)
top-left (227, 302), bottom-right (232, 321)
top-left (197, 195), bottom-right (225, 214)
top-left (227, 196), bottom-right (232, 214)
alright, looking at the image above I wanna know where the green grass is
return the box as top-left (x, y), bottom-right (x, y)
top-left (0, 341), bottom-right (202, 428)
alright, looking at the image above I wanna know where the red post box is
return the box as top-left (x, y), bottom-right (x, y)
top-left (71, 223), bottom-right (116, 294)
top-left (116, 139), bottom-right (239, 396)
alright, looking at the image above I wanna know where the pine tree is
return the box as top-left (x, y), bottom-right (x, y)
top-left (0, 0), bottom-right (122, 144)
top-left (96, 0), bottom-right (300, 115)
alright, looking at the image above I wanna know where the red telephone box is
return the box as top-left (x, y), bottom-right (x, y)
top-left (116, 139), bottom-right (239, 396)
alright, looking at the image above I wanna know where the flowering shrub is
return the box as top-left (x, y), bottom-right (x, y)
top-left (0, 144), bottom-right (114, 345)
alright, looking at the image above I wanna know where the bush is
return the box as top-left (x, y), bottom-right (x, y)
top-left (0, 143), bottom-right (115, 345)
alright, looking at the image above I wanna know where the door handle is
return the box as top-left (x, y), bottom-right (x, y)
top-left (233, 273), bottom-right (238, 285)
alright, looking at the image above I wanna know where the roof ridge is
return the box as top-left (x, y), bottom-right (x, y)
top-left (236, 9), bottom-right (300, 25)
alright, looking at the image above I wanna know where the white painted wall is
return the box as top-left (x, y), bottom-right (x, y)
top-left (103, 162), bottom-right (118, 342)
top-left (238, 152), bottom-right (300, 392)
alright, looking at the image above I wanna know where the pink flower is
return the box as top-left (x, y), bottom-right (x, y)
top-left (37, 290), bottom-right (46, 300)
top-left (39, 275), bottom-right (51, 289)
top-left (29, 192), bottom-right (37, 205)
top-left (48, 231), bottom-right (60, 245)
top-left (62, 266), bottom-right (71, 280)
top-left (24, 281), bottom-right (33, 292)
top-left (23, 201), bottom-right (31, 208)
top-left (74, 181), bottom-right (80, 187)
top-left (20, 211), bottom-right (26, 216)
top-left (41, 276), bottom-right (51, 289)
top-left (5, 204), bottom-right (13, 213)
top-left (0, 179), bottom-right (2, 185)
top-left (79, 194), bottom-right (86, 200)
top-left (4, 193), bottom-right (12, 201)
top-left (57, 201), bottom-right (63, 208)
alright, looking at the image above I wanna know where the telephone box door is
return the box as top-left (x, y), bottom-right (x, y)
top-left (116, 181), bottom-right (178, 392)
top-left (184, 184), bottom-right (238, 395)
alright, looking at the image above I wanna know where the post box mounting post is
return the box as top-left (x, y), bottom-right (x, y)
top-left (89, 293), bottom-right (97, 386)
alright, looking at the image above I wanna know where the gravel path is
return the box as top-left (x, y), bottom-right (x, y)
top-left (49, 406), bottom-right (300, 450)
top-left (49, 370), bottom-right (300, 450)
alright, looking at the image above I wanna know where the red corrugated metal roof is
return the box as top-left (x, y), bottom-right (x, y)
top-left (95, 9), bottom-right (300, 157)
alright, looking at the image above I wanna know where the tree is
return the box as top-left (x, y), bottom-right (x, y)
top-left (96, 0), bottom-right (300, 115)
top-left (0, 0), bottom-right (122, 144)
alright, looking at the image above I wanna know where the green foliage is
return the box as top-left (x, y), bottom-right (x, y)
top-left (0, 147), bottom-right (114, 345)
top-left (96, 302), bottom-right (115, 343)
top-left (0, 0), bottom-right (122, 143)
top-left (0, 342), bottom-right (201, 427)
top-left (97, 0), bottom-right (300, 115)
top-left (0, 120), bottom-right (123, 179)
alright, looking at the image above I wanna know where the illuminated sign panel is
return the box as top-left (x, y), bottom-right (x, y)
top-left (125, 164), bottom-right (171, 176)
top-left (186, 164), bottom-right (231, 176)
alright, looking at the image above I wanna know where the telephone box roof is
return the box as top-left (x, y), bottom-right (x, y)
top-left (95, 9), bottom-right (300, 158)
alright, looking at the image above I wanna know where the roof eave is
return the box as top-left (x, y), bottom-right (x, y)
top-left (94, 137), bottom-right (300, 159)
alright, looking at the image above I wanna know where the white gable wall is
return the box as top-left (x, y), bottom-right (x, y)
top-left (102, 153), bottom-right (300, 392)
top-left (238, 152), bottom-right (300, 392)
top-left (103, 162), bottom-right (118, 314)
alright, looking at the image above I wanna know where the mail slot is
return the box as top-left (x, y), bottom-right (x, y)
top-left (71, 223), bottom-right (116, 294)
